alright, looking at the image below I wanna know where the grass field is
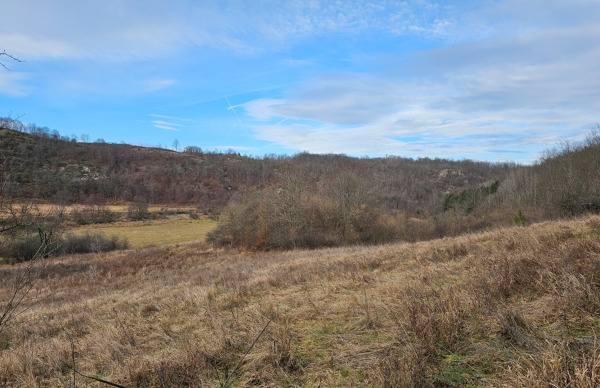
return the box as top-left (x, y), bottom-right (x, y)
top-left (1, 216), bottom-right (600, 387)
top-left (69, 217), bottom-right (217, 248)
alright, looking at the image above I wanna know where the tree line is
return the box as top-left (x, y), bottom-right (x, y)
top-left (2, 116), bottom-right (599, 252)
top-left (0, 117), bottom-right (508, 215)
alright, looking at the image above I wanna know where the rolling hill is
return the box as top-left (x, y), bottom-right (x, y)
top-left (0, 122), bottom-right (512, 217)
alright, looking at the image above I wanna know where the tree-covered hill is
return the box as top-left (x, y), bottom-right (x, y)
top-left (0, 118), bottom-right (511, 217)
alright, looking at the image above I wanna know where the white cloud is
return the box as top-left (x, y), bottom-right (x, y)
top-left (0, 33), bottom-right (77, 59)
top-left (213, 145), bottom-right (255, 152)
top-left (150, 114), bottom-right (187, 120)
top-left (2, 0), bottom-right (598, 162)
top-left (241, 6), bottom-right (600, 162)
top-left (0, 1), bottom-right (185, 60)
top-left (152, 120), bottom-right (183, 131)
top-left (0, 1), bottom-right (463, 61)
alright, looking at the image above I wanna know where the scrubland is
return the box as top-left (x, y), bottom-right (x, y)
top-left (1, 216), bottom-right (599, 387)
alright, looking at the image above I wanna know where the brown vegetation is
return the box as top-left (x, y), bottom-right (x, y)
top-left (2, 117), bottom-right (600, 387)
top-left (208, 129), bottom-right (600, 250)
top-left (1, 216), bottom-right (599, 386)
top-left (0, 119), bottom-right (510, 218)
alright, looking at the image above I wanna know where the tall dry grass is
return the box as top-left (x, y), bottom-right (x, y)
top-left (0, 216), bottom-right (599, 387)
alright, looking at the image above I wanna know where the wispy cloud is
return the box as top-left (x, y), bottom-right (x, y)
top-left (2, 1), bottom-right (598, 162)
top-left (213, 145), bottom-right (255, 152)
top-left (142, 78), bottom-right (177, 92)
top-left (0, 1), bottom-right (465, 61)
top-left (152, 122), bottom-right (181, 131)
top-left (240, 3), bottom-right (600, 162)
top-left (151, 116), bottom-right (185, 132)
top-left (150, 114), bottom-right (187, 120)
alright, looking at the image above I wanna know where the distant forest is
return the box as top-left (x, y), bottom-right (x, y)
top-left (2, 117), bottom-right (599, 250)
top-left (0, 117), bottom-right (511, 213)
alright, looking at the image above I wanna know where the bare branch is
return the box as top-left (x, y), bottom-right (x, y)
top-left (0, 50), bottom-right (24, 71)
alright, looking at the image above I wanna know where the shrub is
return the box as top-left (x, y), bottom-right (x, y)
top-left (60, 233), bottom-right (129, 254)
top-left (128, 200), bottom-right (150, 221)
top-left (72, 206), bottom-right (118, 225)
top-left (0, 232), bottom-right (129, 262)
top-left (208, 186), bottom-right (401, 250)
top-left (0, 234), bottom-right (46, 263)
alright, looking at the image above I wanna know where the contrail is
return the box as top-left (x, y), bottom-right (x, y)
top-left (224, 95), bottom-right (245, 143)
top-left (225, 95), bottom-right (244, 127)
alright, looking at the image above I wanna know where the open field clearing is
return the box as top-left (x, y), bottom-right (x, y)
top-left (69, 217), bottom-right (217, 248)
top-left (1, 216), bottom-right (600, 387)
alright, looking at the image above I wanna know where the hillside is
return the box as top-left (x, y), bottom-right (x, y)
top-left (1, 216), bottom-right (599, 386)
top-left (4, 119), bottom-right (600, 255)
top-left (0, 122), bottom-right (512, 217)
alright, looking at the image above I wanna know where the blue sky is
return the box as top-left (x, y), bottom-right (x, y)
top-left (1, 0), bottom-right (599, 163)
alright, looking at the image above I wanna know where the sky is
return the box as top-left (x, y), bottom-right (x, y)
top-left (1, 0), bottom-right (599, 164)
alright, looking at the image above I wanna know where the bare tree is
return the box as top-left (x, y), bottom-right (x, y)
top-left (0, 127), bottom-right (56, 333)
top-left (0, 158), bottom-right (35, 331)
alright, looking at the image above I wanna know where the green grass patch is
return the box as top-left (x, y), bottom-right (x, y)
top-left (432, 353), bottom-right (487, 387)
top-left (69, 218), bottom-right (217, 248)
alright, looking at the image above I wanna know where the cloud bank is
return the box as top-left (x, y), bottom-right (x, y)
top-left (239, 1), bottom-right (600, 161)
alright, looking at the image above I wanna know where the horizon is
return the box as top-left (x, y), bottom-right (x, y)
top-left (1, 1), bottom-right (599, 164)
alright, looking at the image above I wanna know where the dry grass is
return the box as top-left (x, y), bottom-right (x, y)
top-left (1, 216), bottom-right (599, 387)
top-left (69, 218), bottom-right (217, 248)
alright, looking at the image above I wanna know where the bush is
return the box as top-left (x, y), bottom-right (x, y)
top-left (60, 233), bottom-right (129, 255)
top-left (72, 206), bottom-right (118, 225)
top-left (128, 200), bottom-right (150, 221)
top-left (0, 234), bottom-right (46, 263)
top-left (208, 184), bottom-right (400, 250)
top-left (0, 232), bottom-right (129, 262)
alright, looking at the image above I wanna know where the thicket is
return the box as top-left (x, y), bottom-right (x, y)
top-left (497, 129), bottom-right (600, 219)
top-left (210, 130), bottom-right (600, 250)
top-left (536, 131), bottom-right (600, 216)
top-left (72, 205), bottom-right (118, 225)
top-left (208, 170), bottom-right (398, 249)
top-left (0, 231), bottom-right (129, 263)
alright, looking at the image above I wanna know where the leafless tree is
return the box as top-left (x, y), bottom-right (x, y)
top-left (0, 128), bottom-right (55, 333)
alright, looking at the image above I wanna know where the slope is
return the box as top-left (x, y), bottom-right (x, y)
top-left (0, 123), bottom-right (511, 217)
top-left (1, 216), bottom-right (599, 386)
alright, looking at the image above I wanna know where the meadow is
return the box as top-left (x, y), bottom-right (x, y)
top-left (69, 217), bottom-right (217, 248)
top-left (1, 216), bottom-right (599, 387)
